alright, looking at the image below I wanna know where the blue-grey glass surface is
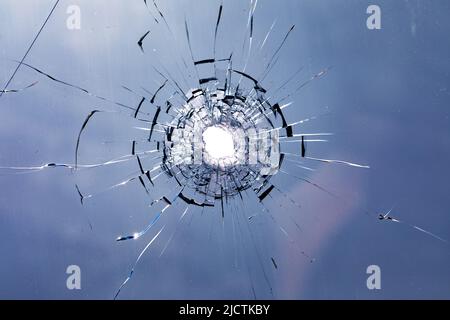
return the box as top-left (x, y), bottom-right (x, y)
top-left (0, 0), bottom-right (449, 299)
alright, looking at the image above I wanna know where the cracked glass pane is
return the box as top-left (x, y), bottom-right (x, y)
top-left (1, 0), bottom-right (449, 299)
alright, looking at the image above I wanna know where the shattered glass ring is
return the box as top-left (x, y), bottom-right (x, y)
top-left (162, 85), bottom-right (281, 200)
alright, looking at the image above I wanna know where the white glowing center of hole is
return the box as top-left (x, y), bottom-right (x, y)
top-left (203, 126), bottom-right (235, 160)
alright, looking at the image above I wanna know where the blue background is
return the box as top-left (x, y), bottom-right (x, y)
top-left (0, 0), bottom-right (449, 299)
